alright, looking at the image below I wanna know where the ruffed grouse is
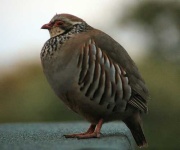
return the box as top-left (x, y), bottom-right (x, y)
top-left (41, 14), bottom-right (149, 148)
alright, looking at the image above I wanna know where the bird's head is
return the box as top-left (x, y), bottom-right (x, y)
top-left (41, 13), bottom-right (85, 38)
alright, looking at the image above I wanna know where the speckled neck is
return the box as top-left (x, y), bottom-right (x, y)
top-left (41, 22), bottom-right (88, 58)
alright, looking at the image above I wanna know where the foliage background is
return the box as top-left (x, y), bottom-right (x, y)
top-left (0, 1), bottom-right (180, 149)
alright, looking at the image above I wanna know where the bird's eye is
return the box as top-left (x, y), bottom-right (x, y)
top-left (55, 21), bottom-right (64, 26)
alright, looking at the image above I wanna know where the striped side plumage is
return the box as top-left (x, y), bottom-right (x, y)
top-left (77, 39), bottom-right (141, 113)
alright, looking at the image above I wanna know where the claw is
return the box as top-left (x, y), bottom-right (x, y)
top-left (64, 119), bottom-right (104, 139)
top-left (77, 132), bottom-right (101, 139)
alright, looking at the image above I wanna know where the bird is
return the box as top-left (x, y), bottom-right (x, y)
top-left (41, 13), bottom-right (149, 148)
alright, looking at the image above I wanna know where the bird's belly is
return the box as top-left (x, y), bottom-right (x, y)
top-left (44, 64), bottom-right (118, 123)
top-left (43, 68), bottom-right (127, 124)
top-left (65, 88), bottom-right (112, 123)
top-left (64, 87), bottom-right (130, 123)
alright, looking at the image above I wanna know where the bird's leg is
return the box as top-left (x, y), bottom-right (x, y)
top-left (64, 124), bottom-right (96, 138)
top-left (77, 118), bottom-right (104, 139)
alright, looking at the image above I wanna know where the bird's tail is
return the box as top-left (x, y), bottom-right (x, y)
top-left (123, 112), bottom-right (148, 148)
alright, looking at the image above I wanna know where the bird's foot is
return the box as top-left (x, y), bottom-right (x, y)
top-left (77, 132), bottom-right (101, 139)
top-left (64, 124), bottom-right (96, 138)
top-left (64, 132), bottom-right (88, 138)
top-left (64, 119), bottom-right (103, 139)
top-left (64, 132), bottom-right (101, 139)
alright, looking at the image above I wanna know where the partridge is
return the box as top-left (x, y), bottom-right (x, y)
top-left (41, 13), bottom-right (149, 148)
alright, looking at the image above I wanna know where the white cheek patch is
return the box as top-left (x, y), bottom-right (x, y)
top-left (71, 21), bottom-right (82, 25)
top-left (49, 27), bottom-right (65, 37)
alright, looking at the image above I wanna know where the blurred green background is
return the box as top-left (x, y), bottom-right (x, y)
top-left (0, 1), bottom-right (180, 149)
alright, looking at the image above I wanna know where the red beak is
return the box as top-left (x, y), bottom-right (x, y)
top-left (41, 23), bottom-right (52, 30)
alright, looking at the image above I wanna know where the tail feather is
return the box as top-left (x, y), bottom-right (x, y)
top-left (129, 123), bottom-right (148, 148)
top-left (123, 112), bottom-right (148, 148)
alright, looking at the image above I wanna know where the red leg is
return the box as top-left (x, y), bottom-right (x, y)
top-left (77, 119), bottom-right (104, 139)
top-left (64, 124), bottom-right (96, 138)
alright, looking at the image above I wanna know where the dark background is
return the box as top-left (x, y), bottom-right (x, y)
top-left (0, 1), bottom-right (180, 149)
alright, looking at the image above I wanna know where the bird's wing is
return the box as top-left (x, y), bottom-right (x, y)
top-left (77, 38), bottom-right (131, 112)
top-left (93, 31), bottom-right (149, 113)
